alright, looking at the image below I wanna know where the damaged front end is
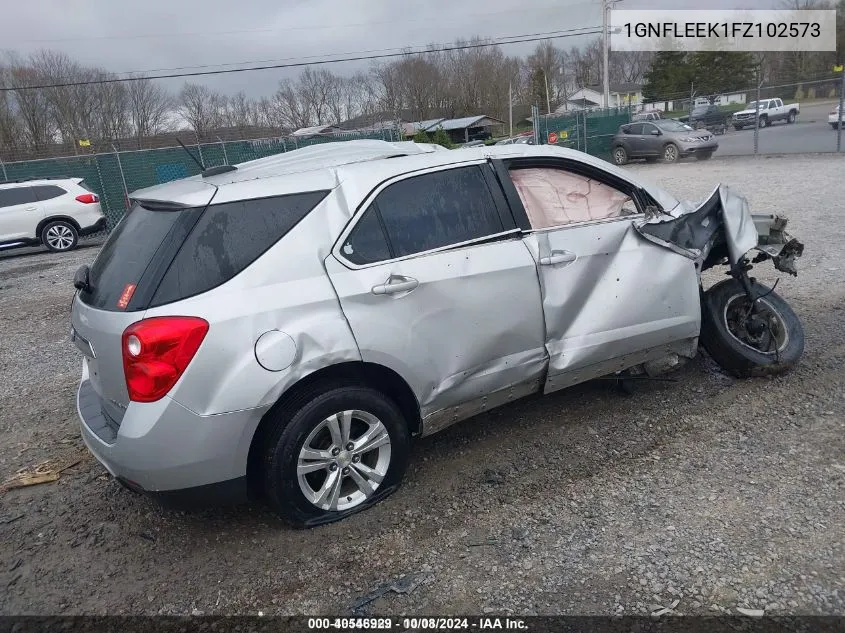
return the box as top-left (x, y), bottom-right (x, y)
top-left (634, 184), bottom-right (804, 278)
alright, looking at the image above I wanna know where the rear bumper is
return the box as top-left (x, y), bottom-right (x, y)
top-left (79, 216), bottom-right (107, 236)
top-left (76, 361), bottom-right (266, 505)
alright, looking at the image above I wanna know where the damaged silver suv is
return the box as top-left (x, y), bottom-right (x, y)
top-left (70, 140), bottom-right (805, 527)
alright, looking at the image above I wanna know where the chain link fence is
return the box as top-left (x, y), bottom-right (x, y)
top-left (532, 107), bottom-right (632, 160)
top-left (0, 128), bottom-right (403, 233)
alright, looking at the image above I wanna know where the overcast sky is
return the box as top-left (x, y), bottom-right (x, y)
top-left (1, 0), bottom-right (778, 96)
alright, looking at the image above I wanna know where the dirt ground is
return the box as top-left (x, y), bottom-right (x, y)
top-left (0, 154), bottom-right (843, 616)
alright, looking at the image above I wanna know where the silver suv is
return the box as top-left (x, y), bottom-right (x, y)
top-left (71, 140), bottom-right (805, 527)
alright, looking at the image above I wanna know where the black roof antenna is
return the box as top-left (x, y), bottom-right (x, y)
top-left (176, 138), bottom-right (206, 171)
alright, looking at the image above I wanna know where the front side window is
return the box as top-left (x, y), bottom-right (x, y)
top-left (359, 165), bottom-right (505, 260)
top-left (509, 167), bottom-right (637, 229)
top-left (0, 186), bottom-right (36, 208)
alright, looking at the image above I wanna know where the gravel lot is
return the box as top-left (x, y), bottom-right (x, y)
top-left (0, 154), bottom-right (843, 617)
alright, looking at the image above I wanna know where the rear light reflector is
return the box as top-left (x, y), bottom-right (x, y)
top-left (122, 317), bottom-right (209, 402)
top-left (76, 193), bottom-right (99, 204)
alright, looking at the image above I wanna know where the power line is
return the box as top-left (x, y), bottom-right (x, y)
top-left (8, 2), bottom-right (595, 44)
top-left (1, 27), bottom-right (602, 92)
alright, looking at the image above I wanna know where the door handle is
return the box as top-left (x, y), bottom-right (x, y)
top-left (539, 251), bottom-right (577, 266)
top-left (371, 275), bottom-right (419, 295)
top-left (25, 206), bottom-right (38, 211)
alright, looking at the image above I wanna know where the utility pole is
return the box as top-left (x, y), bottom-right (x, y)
top-left (837, 64), bottom-right (844, 153)
top-left (509, 82), bottom-right (514, 137)
top-left (544, 71), bottom-right (552, 114)
top-left (754, 64), bottom-right (762, 156)
top-left (602, 0), bottom-right (610, 109)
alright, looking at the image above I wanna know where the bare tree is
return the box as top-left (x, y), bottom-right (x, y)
top-left (4, 52), bottom-right (54, 151)
top-left (127, 77), bottom-right (172, 147)
top-left (178, 82), bottom-right (222, 137)
top-left (92, 76), bottom-right (130, 141)
top-left (273, 79), bottom-right (313, 129)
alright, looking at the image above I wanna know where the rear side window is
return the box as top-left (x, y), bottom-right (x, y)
top-left (371, 166), bottom-right (505, 259)
top-left (33, 185), bottom-right (66, 201)
top-left (342, 205), bottom-right (391, 265)
top-left (0, 186), bottom-right (36, 208)
top-left (151, 191), bottom-right (328, 306)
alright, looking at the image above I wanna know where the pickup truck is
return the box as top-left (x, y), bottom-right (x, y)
top-left (732, 98), bottom-right (800, 130)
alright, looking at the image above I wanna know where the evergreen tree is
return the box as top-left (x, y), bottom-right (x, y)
top-left (688, 52), bottom-right (755, 101)
top-left (642, 52), bottom-right (692, 101)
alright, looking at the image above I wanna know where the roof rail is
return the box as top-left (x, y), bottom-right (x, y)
top-left (0, 175), bottom-right (72, 185)
top-left (202, 165), bottom-right (238, 178)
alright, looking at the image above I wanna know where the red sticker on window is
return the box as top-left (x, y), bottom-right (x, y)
top-left (117, 284), bottom-right (136, 310)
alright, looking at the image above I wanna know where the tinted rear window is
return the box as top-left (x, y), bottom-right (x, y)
top-left (80, 204), bottom-right (184, 310)
top-left (150, 191), bottom-right (328, 306)
top-left (34, 185), bottom-right (67, 201)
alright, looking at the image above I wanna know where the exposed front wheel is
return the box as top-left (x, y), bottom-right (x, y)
top-left (262, 385), bottom-right (410, 527)
top-left (662, 143), bottom-right (679, 163)
top-left (41, 220), bottom-right (78, 252)
top-left (758, 115), bottom-right (768, 128)
top-left (700, 279), bottom-right (804, 378)
top-left (612, 146), bottom-right (628, 165)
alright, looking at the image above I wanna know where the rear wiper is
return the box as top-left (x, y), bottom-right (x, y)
top-left (73, 265), bottom-right (91, 292)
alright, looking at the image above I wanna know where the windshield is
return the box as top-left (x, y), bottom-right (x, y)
top-left (655, 120), bottom-right (693, 132)
top-left (747, 101), bottom-right (767, 110)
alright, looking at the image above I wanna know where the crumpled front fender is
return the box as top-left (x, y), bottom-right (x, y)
top-left (634, 184), bottom-right (803, 276)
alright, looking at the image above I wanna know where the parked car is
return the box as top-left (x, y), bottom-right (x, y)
top-left (70, 140), bottom-right (805, 527)
top-left (0, 176), bottom-right (106, 254)
top-left (678, 104), bottom-right (729, 135)
top-left (733, 98), bottom-right (800, 130)
top-left (495, 136), bottom-right (535, 145)
top-left (611, 119), bottom-right (719, 164)
top-left (632, 111), bottom-right (663, 122)
top-left (829, 104), bottom-right (842, 130)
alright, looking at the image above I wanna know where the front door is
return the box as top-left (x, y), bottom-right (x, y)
top-left (0, 186), bottom-right (43, 242)
top-left (326, 163), bottom-right (548, 421)
top-left (498, 159), bottom-right (701, 393)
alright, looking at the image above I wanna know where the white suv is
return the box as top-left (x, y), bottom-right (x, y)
top-left (0, 177), bottom-right (107, 253)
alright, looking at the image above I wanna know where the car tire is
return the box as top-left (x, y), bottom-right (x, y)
top-left (700, 279), bottom-right (804, 378)
top-left (787, 111), bottom-right (796, 124)
top-left (262, 384), bottom-right (411, 528)
top-left (734, 124), bottom-right (744, 131)
top-left (612, 146), bottom-right (628, 165)
top-left (832, 123), bottom-right (839, 130)
top-left (41, 220), bottom-right (78, 252)
top-left (758, 115), bottom-right (768, 128)
top-left (662, 143), bottom-right (679, 163)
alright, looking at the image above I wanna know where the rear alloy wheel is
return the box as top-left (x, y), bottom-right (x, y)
top-left (262, 385), bottom-right (410, 528)
top-left (612, 146), bottom-right (628, 165)
top-left (662, 143), bottom-right (679, 163)
top-left (787, 111), bottom-right (796, 124)
top-left (41, 220), bottom-right (78, 252)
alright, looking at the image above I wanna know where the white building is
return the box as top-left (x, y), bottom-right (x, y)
top-left (558, 83), bottom-right (644, 111)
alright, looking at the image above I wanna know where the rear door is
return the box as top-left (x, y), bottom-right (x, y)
top-left (326, 162), bottom-right (547, 422)
top-left (623, 124), bottom-right (645, 156)
top-left (0, 186), bottom-right (43, 241)
top-left (494, 157), bottom-right (701, 393)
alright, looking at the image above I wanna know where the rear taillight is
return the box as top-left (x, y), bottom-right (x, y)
top-left (121, 317), bottom-right (209, 403)
top-left (75, 193), bottom-right (99, 204)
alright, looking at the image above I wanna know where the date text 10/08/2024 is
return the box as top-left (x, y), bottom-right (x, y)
top-left (307, 617), bottom-right (528, 630)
